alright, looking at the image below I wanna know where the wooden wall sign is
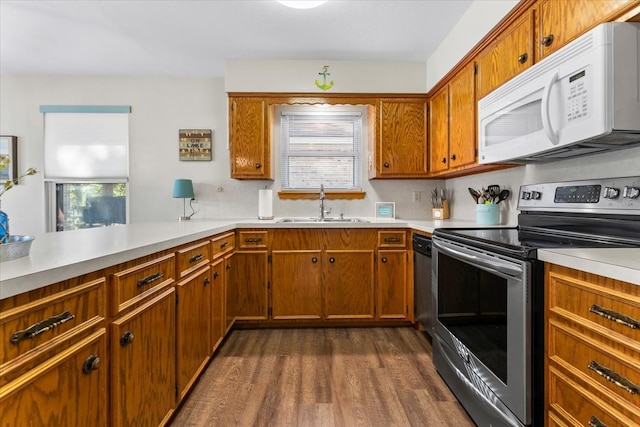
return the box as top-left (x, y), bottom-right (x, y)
top-left (179, 129), bottom-right (212, 161)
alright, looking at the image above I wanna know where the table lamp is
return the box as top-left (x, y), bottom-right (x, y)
top-left (172, 179), bottom-right (195, 221)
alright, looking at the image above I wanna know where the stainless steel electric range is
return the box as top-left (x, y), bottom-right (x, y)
top-left (431, 176), bottom-right (640, 427)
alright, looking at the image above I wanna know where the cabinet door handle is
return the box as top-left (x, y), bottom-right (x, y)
top-left (203, 277), bottom-right (210, 286)
top-left (541, 34), bottom-right (554, 47)
top-left (137, 272), bottom-right (164, 287)
top-left (245, 237), bottom-right (262, 243)
top-left (213, 271), bottom-right (220, 279)
top-left (311, 257), bottom-right (318, 263)
top-left (441, 157), bottom-right (447, 164)
top-left (189, 253), bottom-right (204, 263)
top-left (381, 257), bottom-right (388, 263)
top-left (383, 162), bottom-right (390, 168)
top-left (589, 304), bottom-right (639, 329)
top-left (226, 264), bottom-right (231, 270)
top-left (82, 354), bottom-right (101, 374)
top-left (588, 360), bottom-right (640, 395)
top-left (517, 53), bottom-right (528, 64)
top-left (329, 257), bottom-right (335, 263)
top-left (120, 331), bottom-right (135, 347)
top-left (589, 415), bottom-right (608, 427)
top-left (255, 163), bottom-right (261, 169)
top-left (220, 242), bottom-right (229, 249)
top-left (450, 154), bottom-right (457, 161)
top-left (10, 311), bottom-right (75, 344)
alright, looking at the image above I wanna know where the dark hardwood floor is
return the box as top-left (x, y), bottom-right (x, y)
top-left (170, 327), bottom-right (475, 427)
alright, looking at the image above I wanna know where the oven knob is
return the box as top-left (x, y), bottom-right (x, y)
top-left (623, 186), bottom-right (640, 199)
top-left (603, 187), bottom-right (620, 199)
top-left (522, 191), bottom-right (531, 200)
top-left (531, 191), bottom-right (542, 200)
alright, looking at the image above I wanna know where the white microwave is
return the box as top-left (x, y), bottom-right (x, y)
top-left (478, 22), bottom-right (640, 164)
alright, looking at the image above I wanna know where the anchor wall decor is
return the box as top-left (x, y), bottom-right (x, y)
top-left (314, 65), bottom-right (334, 91)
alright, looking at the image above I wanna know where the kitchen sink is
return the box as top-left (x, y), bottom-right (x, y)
top-left (277, 217), bottom-right (369, 223)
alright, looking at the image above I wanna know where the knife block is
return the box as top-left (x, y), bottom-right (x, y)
top-left (432, 200), bottom-right (449, 220)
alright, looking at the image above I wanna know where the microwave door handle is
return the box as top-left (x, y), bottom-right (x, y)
top-left (541, 71), bottom-right (559, 145)
top-left (433, 240), bottom-right (522, 277)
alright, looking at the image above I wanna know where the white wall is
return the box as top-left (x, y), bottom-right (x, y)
top-left (0, 73), bottom-right (441, 236)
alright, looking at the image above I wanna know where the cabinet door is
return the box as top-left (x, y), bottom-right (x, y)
top-left (373, 98), bottom-right (428, 178)
top-left (449, 62), bottom-right (477, 169)
top-left (176, 266), bottom-right (211, 401)
top-left (537, 0), bottom-right (636, 61)
top-left (323, 250), bottom-right (375, 319)
top-left (233, 251), bottom-right (269, 320)
top-left (271, 250), bottom-right (322, 320)
top-left (110, 288), bottom-right (175, 427)
top-left (224, 253), bottom-right (236, 333)
top-left (229, 97), bottom-right (270, 179)
top-left (476, 10), bottom-right (533, 100)
top-left (0, 329), bottom-right (107, 427)
top-left (211, 258), bottom-right (225, 352)
top-left (428, 86), bottom-right (449, 174)
top-left (377, 250), bottom-right (408, 320)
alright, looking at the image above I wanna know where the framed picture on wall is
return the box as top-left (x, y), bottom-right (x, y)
top-left (179, 129), bottom-right (212, 161)
top-left (0, 135), bottom-right (18, 182)
top-left (375, 202), bottom-right (395, 220)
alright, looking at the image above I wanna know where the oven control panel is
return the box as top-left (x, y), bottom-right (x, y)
top-left (518, 176), bottom-right (640, 214)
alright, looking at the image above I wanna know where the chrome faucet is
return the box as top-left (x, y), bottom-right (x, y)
top-left (319, 184), bottom-right (331, 220)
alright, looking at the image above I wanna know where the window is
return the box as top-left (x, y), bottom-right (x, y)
top-left (280, 111), bottom-right (362, 190)
top-left (40, 105), bottom-right (130, 231)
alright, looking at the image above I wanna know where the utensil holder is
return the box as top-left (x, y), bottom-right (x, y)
top-left (476, 204), bottom-right (500, 225)
top-left (432, 200), bottom-right (449, 220)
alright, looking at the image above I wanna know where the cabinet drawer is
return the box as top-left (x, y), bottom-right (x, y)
top-left (548, 365), bottom-right (638, 427)
top-left (111, 253), bottom-right (175, 316)
top-left (549, 319), bottom-right (640, 409)
top-left (378, 231), bottom-right (407, 248)
top-left (548, 269), bottom-right (640, 343)
top-left (176, 240), bottom-right (211, 278)
top-left (1, 278), bottom-right (105, 367)
top-left (238, 230), bottom-right (268, 250)
top-left (211, 232), bottom-right (235, 259)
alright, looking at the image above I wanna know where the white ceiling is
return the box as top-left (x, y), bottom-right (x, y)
top-left (0, 0), bottom-right (473, 78)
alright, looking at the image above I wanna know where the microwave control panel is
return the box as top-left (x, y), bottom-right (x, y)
top-left (566, 69), bottom-right (589, 123)
top-left (518, 177), bottom-right (640, 213)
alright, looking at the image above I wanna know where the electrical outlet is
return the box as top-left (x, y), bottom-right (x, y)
top-left (413, 191), bottom-right (421, 202)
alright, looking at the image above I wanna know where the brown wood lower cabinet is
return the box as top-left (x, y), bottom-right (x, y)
top-left (210, 258), bottom-right (225, 351)
top-left (110, 287), bottom-right (176, 427)
top-left (0, 329), bottom-right (108, 427)
top-left (323, 249), bottom-right (375, 319)
top-left (271, 250), bottom-right (323, 320)
top-left (377, 249), bottom-right (409, 320)
top-left (546, 264), bottom-right (640, 427)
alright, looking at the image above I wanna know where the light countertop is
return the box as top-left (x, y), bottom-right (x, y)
top-left (2, 218), bottom-right (638, 299)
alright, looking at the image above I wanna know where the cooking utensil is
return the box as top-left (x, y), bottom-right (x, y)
top-left (495, 189), bottom-right (511, 204)
top-left (487, 185), bottom-right (501, 202)
top-left (468, 187), bottom-right (480, 203)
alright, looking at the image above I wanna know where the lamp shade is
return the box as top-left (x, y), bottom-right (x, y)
top-left (172, 179), bottom-right (195, 199)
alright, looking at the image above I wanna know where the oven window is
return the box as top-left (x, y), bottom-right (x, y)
top-left (438, 252), bottom-right (508, 383)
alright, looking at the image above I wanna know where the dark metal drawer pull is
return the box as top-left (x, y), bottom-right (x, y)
top-left (589, 304), bottom-right (639, 329)
top-left (82, 354), bottom-right (101, 374)
top-left (137, 272), bottom-right (164, 287)
top-left (245, 237), bottom-right (262, 243)
top-left (10, 311), bottom-right (75, 344)
top-left (189, 253), bottom-right (204, 263)
top-left (589, 415), bottom-right (608, 427)
top-left (588, 360), bottom-right (640, 395)
top-left (220, 241), bottom-right (229, 249)
top-left (384, 237), bottom-right (401, 243)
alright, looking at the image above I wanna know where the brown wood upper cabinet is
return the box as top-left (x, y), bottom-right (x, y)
top-left (429, 62), bottom-right (477, 175)
top-left (229, 96), bottom-right (271, 180)
top-left (370, 97), bottom-right (429, 178)
top-left (536, 0), bottom-right (638, 61)
top-left (476, 9), bottom-right (534, 100)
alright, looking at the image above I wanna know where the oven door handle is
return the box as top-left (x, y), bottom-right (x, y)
top-left (433, 239), bottom-right (523, 277)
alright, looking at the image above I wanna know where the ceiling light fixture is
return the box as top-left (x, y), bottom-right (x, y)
top-left (277, 1), bottom-right (328, 10)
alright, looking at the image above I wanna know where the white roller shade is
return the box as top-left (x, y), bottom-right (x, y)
top-left (44, 112), bottom-right (129, 179)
